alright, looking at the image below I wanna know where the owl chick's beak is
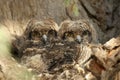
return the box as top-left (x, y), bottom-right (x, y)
top-left (42, 34), bottom-right (47, 44)
top-left (76, 35), bottom-right (81, 43)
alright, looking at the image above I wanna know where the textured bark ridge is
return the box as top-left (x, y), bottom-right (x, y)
top-left (0, 0), bottom-right (120, 80)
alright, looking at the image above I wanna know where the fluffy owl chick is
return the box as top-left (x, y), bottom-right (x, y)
top-left (24, 19), bottom-right (59, 45)
top-left (58, 20), bottom-right (97, 44)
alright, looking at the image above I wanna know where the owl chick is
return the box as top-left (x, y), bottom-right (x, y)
top-left (24, 19), bottom-right (59, 46)
top-left (20, 19), bottom-right (60, 73)
top-left (58, 20), bottom-right (97, 44)
top-left (16, 19), bottom-right (59, 57)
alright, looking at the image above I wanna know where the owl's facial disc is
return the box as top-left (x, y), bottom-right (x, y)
top-left (30, 30), bottom-right (41, 40)
top-left (76, 35), bottom-right (81, 43)
top-left (64, 32), bottom-right (75, 42)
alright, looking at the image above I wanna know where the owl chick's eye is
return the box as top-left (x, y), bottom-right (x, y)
top-left (31, 31), bottom-right (41, 40)
top-left (48, 30), bottom-right (57, 37)
top-left (82, 30), bottom-right (91, 36)
top-left (63, 31), bottom-right (75, 40)
top-left (68, 32), bottom-right (75, 37)
top-left (62, 32), bottom-right (68, 39)
top-left (82, 30), bottom-right (92, 43)
top-left (65, 32), bottom-right (68, 36)
top-left (69, 33), bottom-right (74, 37)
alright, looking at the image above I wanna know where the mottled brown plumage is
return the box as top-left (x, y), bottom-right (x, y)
top-left (20, 19), bottom-right (60, 73)
top-left (58, 20), bottom-right (97, 44)
top-left (58, 19), bottom-right (98, 70)
top-left (16, 19), bottom-right (98, 75)
top-left (24, 19), bottom-right (59, 44)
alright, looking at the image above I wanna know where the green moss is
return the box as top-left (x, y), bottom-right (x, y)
top-left (64, 0), bottom-right (79, 16)
top-left (72, 3), bottom-right (79, 16)
top-left (0, 28), bottom-right (11, 57)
